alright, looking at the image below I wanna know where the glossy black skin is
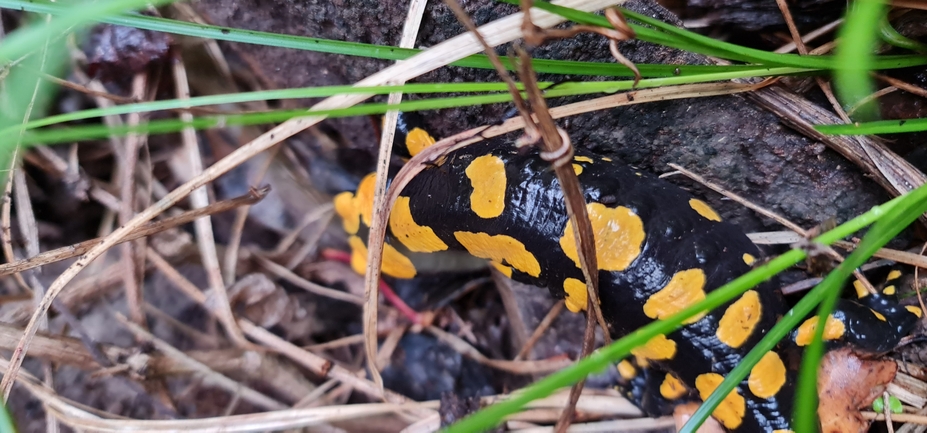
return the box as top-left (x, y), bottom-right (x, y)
top-left (381, 118), bottom-right (918, 432)
top-left (858, 293), bottom-right (919, 350)
top-left (399, 139), bottom-right (795, 432)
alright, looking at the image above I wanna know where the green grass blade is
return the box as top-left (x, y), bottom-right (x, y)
top-left (7, 0), bottom-right (925, 79)
top-left (10, 95), bottom-right (517, 145)
top-left (515, 0), bottom-right (927, 71)
top-left (879, 15), bottom-right (927, 53)
top-left (0, 401), bottom-right (16, 433)
top-left (0, 82), bottom-right (516, 136)
top-left (815, 117), bottom-right (927, 135)
top-left (0, 62), bottom-right (816, 141)
top-left (0, 0), bottom-right (763, 79)
top-left (7, 65), bottom-right (813, 145)
top-left (0, 26), bottom-right (69, 184)
top-left (833, 0), bottom-right (887, 120)
top-left (4, 65), bottom-right (810, 136)
top-left (0, 0), bottom-right (176, 178)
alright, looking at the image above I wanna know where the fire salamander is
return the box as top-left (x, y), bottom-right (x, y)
top-left (333, 114), bottom-right (921, 432)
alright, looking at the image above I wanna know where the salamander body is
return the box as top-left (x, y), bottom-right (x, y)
top-left (333, 118), bottom-right (920, 432)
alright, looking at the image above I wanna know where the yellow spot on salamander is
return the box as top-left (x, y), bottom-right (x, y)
top-left (405, 127), bottom-right (436, 157)
top-left (631, 334), bottom-right (677, 363)
top-left (887, 270), bottom-right (903, 281)
top-left (355, 173), bottom-right (377, 227)
top-left (454, 231), bottom-right (541, 277)
top-left (907, 305), bottom-right (923, 318)
top-left (871, 309), bottom-right (887, 321)
top-left (660, 373), bottom-right (686, 400)
top-left (742, 253), bottom-right (755, 266)
top-left (334, 191), bottom-right (360, 235)
top-left (883, 285), bottom-right (896, 296)
top-left (643, 269), bottom-right (707, 324)
top-left (617, 360), bottom-right (636, 379)
top-left (334, 173), bottom-right (378, 234)
top-left (562, 278), bottom-right (588, 312)
top-left (490, 261), bottom-right (512, 278)
top-left (560, 203), bottom-right (645, 272)
top-left (795, 315), bottom-right (846, 346)
top-left (601, 157), bottom-right (613, 162)
top-left (689, 198), bottom-right (722, 222)
top-left (347, 236), bottom-right (416, 279)
top-left (695, 373), bottom-right (746, 430)
top-left (389, 197), bottom-right (449, 253)
top-left (465, 155), bottom-right (507, 219)
top-left (716, 290), bottom-right (762, 348)
top-left (573, 156), bottom-right (594, 163)
top-left (748, 351), bottom-right (787, 399)
top-left (572, 164), bottom-right (583, 176)
top-left (853, 280), bottom-right (869, 299)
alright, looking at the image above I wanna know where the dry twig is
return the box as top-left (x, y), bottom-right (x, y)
top-left (113, 312), bottom-right (287, 411)
top-left (171, 54), bottom-right (248, 347)
top-left (118, 72), bottom-right (149, 326)
top-left (0, 187), bottom-right (268, 277)
top-left (362, 0), bottom-right (429, 387)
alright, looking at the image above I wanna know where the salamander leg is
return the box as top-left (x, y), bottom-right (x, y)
top-left (615, 359), bottom-right (693, 418)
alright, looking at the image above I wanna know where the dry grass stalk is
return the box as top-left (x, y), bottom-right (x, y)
top-left (118, 72), bottom-right (149, 327)
top-left (0, 187), bottom-right (268, 277)
top-left (6, 357), bottom-right (433, 433)
top-left (514, 301), bottom-right (567, 361)
top-left (112, 312), bottom-right (287, 410)
top-left (426, 325), bottom-right (574, 374)
top-left (359, 0), bottom-right (428, 385)
top-left (171, 53), bottom-right (249, 347)
top-left (144, 246), bottom-right (426, 410)
top-left (746, 86), bottom-right (927, 204)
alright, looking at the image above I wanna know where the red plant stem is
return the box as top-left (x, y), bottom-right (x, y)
top-left (321, 248), bottom-right (421, 324)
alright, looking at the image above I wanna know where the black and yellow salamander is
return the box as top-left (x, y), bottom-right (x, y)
top-left (333, 115), bottom-right (921, 432)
